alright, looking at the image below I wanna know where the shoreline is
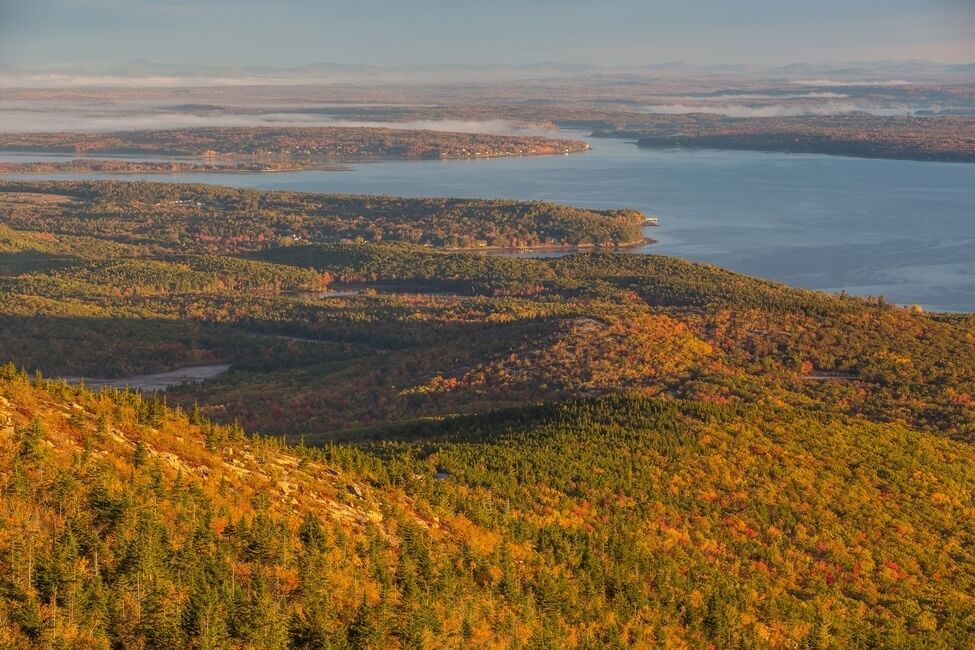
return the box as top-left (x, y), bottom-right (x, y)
top-left (630, 138), bottom-right (975, 164)
top-left (0, 146), bottom-right (592, 176)
top-left (446, 237), bottom-right (655, 255)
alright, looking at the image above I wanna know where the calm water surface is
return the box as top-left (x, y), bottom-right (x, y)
top-left (3, 134), bottom-right (974, 311)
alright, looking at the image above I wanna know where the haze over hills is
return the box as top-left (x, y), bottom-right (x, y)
top-left (2, 59), bottom-right (974, 88)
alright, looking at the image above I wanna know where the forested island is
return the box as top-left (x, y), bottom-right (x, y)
top-left (618, 115), bottom-right (975, 162)
top-left (1, 180), bottom-right (974, 647)
top-left (0, 126), bottom-right (591, 169)
top-left (0, 159), bottom-right (346, 174)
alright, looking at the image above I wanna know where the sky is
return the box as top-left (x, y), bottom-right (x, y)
top-left (1, 0), bottom-right (973, 68)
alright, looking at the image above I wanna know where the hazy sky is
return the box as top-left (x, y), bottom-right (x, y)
top-left (1, 0), bottom-right (973, 67)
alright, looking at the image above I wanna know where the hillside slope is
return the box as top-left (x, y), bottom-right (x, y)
top-left (0, 367), bottom-right (498, 648)
top-left (2, 369), bottom-right (974, 647)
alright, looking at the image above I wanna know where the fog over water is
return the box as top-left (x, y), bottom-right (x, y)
top-left (0, 104), bottom-right (554, 135)
top-left (2, 132), bottom-right (973, 312)
top-left (631, 102), bottom-right (917, 117)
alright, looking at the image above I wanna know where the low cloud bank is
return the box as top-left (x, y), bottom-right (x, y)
top-left (649, 92), bottom-right (849, 102)
top-left (0, 106), bottom-right (553, 136)
top-left (635, 102), bottom-right (911, 117)
top-left (704, 92), bottom-right (849, 100)
top-left (0, 74), bottom-right (299, 89)
top-left (790, 79), bottom-right (913, 87)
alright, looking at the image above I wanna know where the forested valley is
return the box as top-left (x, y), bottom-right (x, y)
top-left (0, 181), bottom-right (973, 647)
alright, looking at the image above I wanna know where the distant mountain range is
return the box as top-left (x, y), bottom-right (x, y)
top-left (1, 59), bottom-right (972, 88)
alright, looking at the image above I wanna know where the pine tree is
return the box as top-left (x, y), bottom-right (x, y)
top-left (189, 401), bottom-right (204, 425)
top-left (134, 440), bottom-right (148, 468)
top-left (182, 580), bottom-right (230, 649)
top-left (15, 417), bottom-right (45, 463)
top-left (298, 513), bottom-right (327, 552)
